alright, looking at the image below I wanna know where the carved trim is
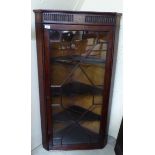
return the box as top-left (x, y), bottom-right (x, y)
top-left (85, 15), bottom-right (115, 24)
top-left (42, 12), bottom-right (116, 25)
top-left (43, 13), bottom-right (73, 23)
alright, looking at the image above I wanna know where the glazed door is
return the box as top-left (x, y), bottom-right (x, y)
top-left (44, 24), bottom-right (114, 148)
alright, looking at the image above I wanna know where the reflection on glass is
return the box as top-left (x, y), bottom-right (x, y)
top-left (49, 30), bottom-right (108, 145)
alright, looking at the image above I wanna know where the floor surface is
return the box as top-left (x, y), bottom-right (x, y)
top-left (32, 136), bottom-right (116, 155)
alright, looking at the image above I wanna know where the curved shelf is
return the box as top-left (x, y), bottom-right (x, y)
top-left (53, 123), bottom-right (100, 145)
top-left (51, 81), bottom-right (103, 96)
top-left (51, 55), bottom-right (106, 65)
top-left (52, 105), bottom-right (101, 122)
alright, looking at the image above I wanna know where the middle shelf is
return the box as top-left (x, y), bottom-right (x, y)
top-left (51, 55), bottom-right (106, 65)
top-left (51, 81), bottom-right (103, 96)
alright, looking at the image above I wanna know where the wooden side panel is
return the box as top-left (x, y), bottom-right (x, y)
top-left (96, 27), bottom-right (115, 146)
top-left (34, 12), bottom-right (49, 150)
top-left (43, 29), bottom-right (53, 147)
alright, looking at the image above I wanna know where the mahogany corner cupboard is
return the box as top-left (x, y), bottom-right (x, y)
top-left (33, 10), bottom-right (121, 150)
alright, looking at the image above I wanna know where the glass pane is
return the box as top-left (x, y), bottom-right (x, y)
top-left (49, 30), bottom-right (108, 146)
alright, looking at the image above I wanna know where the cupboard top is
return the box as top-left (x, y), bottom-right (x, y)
top-left (34, 9), bottom-right (121, 26)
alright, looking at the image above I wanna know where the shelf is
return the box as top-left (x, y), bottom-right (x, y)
top-left (53, 123), bottom-right (100, 145)
top-left (52, 105), bottom-right (101, 122)
top-left (51, 81), bottom-right (103, 96)
top-left (51, 55), bottom-right (105, 65)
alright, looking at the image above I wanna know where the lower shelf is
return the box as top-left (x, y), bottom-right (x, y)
top-left (52, 105), bottom-right (101, 146)
top-left (49, 139), bottom-right (106, 150)
top-left (52, 123), bottom-right (100, 145)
